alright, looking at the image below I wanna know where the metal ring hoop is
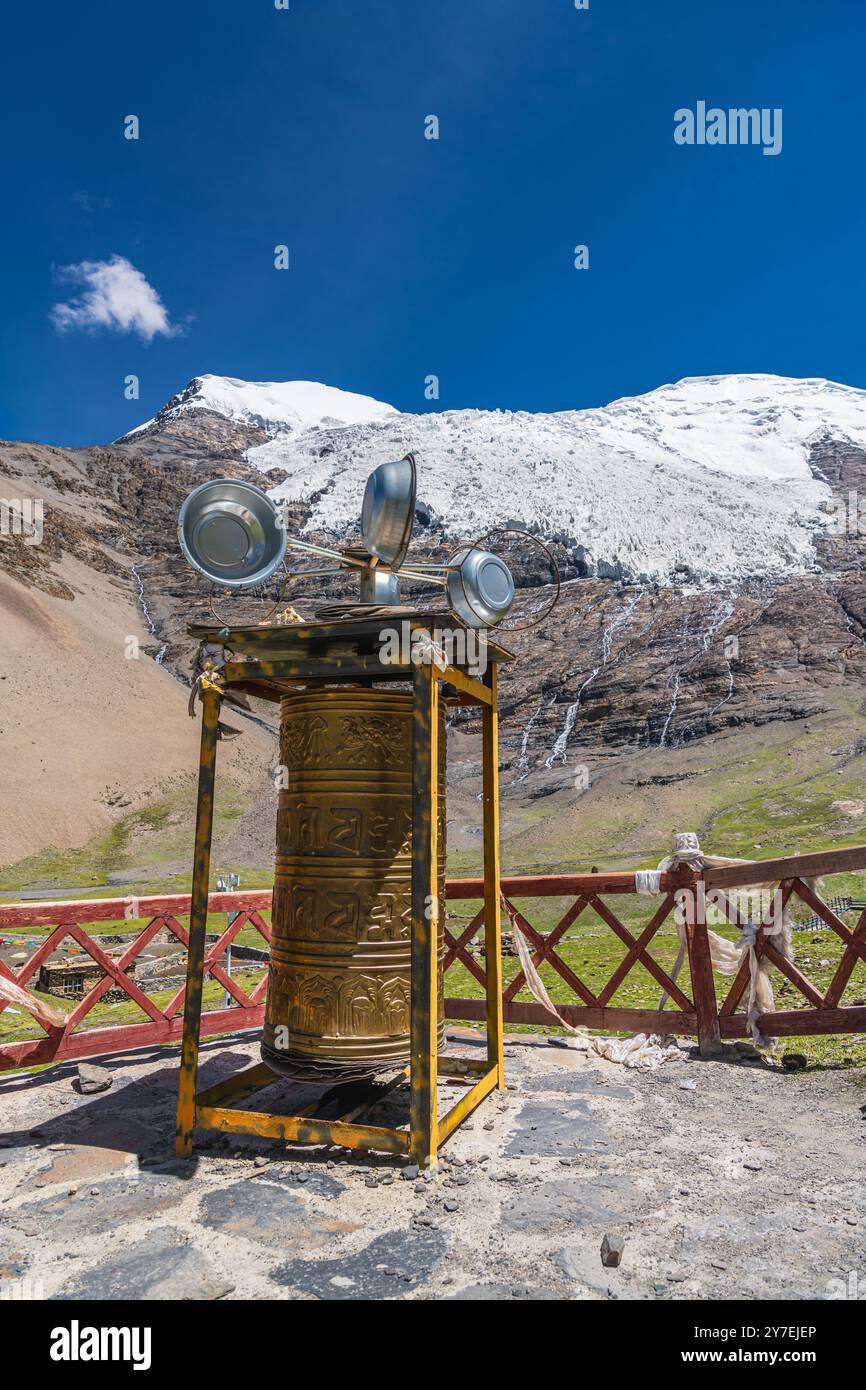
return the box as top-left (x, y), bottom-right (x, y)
top-left (457, 527), bottom-right (561, 632)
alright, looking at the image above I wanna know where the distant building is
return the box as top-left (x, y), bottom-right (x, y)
top-left (37, 959), bottom-right (135, 1002)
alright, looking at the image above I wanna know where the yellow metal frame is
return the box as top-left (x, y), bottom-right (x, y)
top-left (174, 652), bottom-right (504, 1168)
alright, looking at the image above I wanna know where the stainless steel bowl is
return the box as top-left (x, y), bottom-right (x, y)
top-left (177, 478), bottom-right (286, 588)
top-left (360, 453), bottom-right (417, 568)
top-left (447, 548), bottom-right (515, 627)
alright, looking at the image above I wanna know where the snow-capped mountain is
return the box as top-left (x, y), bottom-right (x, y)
top-left (122, 374), bottom-right (396, 439)
top-left (127, 372), bottom-right (866, 586)
top-left (6, 369), bottom-right (866, 867)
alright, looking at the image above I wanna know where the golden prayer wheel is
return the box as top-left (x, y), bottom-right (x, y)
top-left (261, 688), bottom-right (446, 1082)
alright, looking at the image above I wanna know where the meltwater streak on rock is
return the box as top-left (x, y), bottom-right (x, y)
top-left (696, 590), bottom-right (738, 723)
top-left (131, 563), bottom-right (167, 665)
top-left (513, 692), bottom-right (558, 784)
top-left (545, 586), bottom-right (645, 767)
top-left (511, 585), bottom-right (607, 783)
top-left (657, 593), bottom-right (736, 749)
top-left (657, 670), bottom-right (681, 751)
top-left (545, 669), bottom-right (600, 768)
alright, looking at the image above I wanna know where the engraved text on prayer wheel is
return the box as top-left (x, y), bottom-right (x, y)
top-left (261, 689), bottom-right (446, 1082)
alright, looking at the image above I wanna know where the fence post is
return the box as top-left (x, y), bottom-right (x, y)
top-left (684, 876), bottom-right (722, 1056)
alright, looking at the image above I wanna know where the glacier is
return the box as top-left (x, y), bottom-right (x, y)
top-left (131, 371), bottom-right (866, 586)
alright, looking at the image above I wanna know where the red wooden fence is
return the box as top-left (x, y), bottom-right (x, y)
top-left (445, 852), bottom-right (866, 1051)
top-left (0, 891), bottom-right (272, 1073)
top-left (1, 843), bottom-right (865, 1074)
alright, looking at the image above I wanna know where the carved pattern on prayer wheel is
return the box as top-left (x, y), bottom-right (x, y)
top-left (261, 689), bottom-right (446, 1082)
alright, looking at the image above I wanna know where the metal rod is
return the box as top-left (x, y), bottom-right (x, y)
top-left (396, 570), bottom-right (449, 586)
top-left (175, 687), bottom-right (221, 1157)
top-left (410, 660), bottom-right (440, 1169)
top-left (195, 1105), bottom-right (410, 1153)
top-left (283, 536), bottom-right (367, 568)
top-left (397, 562), bottom-right (458, 573)
top-left (282, 566), bottom-right (343, 579)
top-left (482, 666), bottom-right (505, 1086)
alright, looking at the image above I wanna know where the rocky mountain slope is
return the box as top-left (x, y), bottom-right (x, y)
top-left (3, 373), bottom-right (866, 884)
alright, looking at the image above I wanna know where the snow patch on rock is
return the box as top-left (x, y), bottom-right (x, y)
top-left (125, 374), bottom-right (396, 438)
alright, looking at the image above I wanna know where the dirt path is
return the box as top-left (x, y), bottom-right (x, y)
top-left (1, 1033), bottom-right (864, 1301)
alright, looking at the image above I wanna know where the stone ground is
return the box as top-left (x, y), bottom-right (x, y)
top-left (1, 1030), bottom-right (865, 1301)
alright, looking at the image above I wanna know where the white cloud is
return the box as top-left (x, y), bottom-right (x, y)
top-left (50, 255), bottom-right (178, 343)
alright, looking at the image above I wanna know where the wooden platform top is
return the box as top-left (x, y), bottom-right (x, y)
top-left (189, 611), bottom-right (512, 701)
top-left (188, 611), bottom-right (514, 664)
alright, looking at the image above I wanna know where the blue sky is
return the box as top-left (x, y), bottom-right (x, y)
top-left (1, 0), bottom-right (864, 446)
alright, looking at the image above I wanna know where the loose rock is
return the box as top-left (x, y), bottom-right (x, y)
top-left (601, 1233), bottom-right (625, 1268)
top-left (76, 1063), bottom-right (113, 1095)
top-left (782, 1054), bottom-right (808, 1072)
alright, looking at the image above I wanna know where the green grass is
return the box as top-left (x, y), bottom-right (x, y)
top-left (0, 787), bottom-right (254, 898)
top-left (0, 969), bottom-right (267, 1048)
